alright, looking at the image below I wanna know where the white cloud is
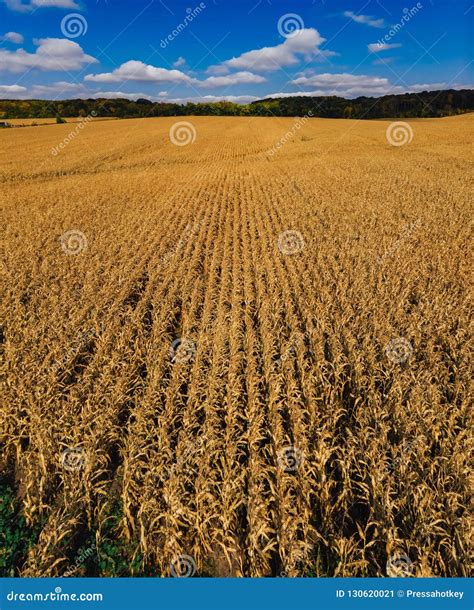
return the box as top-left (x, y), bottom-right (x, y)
top-left (1, 31), bottom-right (24, 44)
top-left (267, 79), bottom-right (471, 99)
top-left (344, 11), bottom-right (385, 28)
top-left (85, 60), bottom-right (265, 89)
top-left (165, 94), bottom-right (258, 104)
top-left (85, 60), bottom-right (193, 84)
top-left (82, 29), bottom-right (333, 91)
top-left (82, 92), bottom-right (257, 104)
top-left (1, 0), bottom-right (79, 12)
top-left (269, 87), bottom-right (399, 99)
top-left (0, 83), bottom-right (27, 98)
top-left (403, 82), bottom-right (451, 92)
top-left (368, 42), bottom-right (401, 52)
top-left (83, 83), bottom-right (470, 103)
top-left (30, 80), bottom-right (87, 95)
top-left (2, 81), bottom-right (470, 102)
top-left (82, 92), bottom-right (256, 103)
top-left (0, 38), bottom-right (97, 72)
top-left (205, 64), bottom-right (230, 76)
top-left (200, 71), bottom-right (266, 88)
top-left (290, 73), bottom-right (403, 96)
top-left (0, 80), bottom-right (88, 99)
top-left (220, 28), bottom-right (334, 72)
top-left (173, 56), bottom-right (186, 68)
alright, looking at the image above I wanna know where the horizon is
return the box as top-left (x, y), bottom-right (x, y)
top-left (2, 86), bottom-right (474, 106)
top-left (0, 0), bottom-right (473, 104)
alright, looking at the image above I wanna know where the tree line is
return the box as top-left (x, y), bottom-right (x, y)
top-left (0, 89), bottom-right (472, 121)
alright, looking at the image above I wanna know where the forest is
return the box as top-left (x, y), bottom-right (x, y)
top-left (0, 89), bottom-right (472, 120)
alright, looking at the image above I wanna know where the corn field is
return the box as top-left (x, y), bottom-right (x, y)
top-left (1, 115), bottom-right (472, 577)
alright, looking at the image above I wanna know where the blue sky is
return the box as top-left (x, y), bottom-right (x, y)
top-left (0, 0), bottom-right (472, 102)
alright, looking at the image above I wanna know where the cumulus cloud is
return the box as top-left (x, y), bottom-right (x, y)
top-left (173, 56), bottom-right (186, 68)
top-left (85, 60), bottom-right (265, 88)
top-left (62, 90), bottom-right (256, 103)
top-left (199, 71), bottom-right (266, 88)
top-left (84, 60), bottom-right (193, 84)
top-left (290, 73), bottom-right (403, 96)
top-left (7, 88), bottom-right (163, 101)
top-left (1, 0), bottom-right (79, 12)
top-left (165, 94), bottom-right (258, 104)
top-left (205, 64), bottom-right (230, 76)
top-left (368, 42), bottom-right (402, 52)
top-left (403, 82), bottom-right (453, 93)
top-left (2, 81), bottom-right (470, 102)
top-left (344, 11), bottom-right (385, 28)
top-left (219, 28), bottom-right (334, 72)
top-left (0, 38), bottom-right (97, 72)
top-left (85, 82), bottom-right (471, 102)
top-left (82, 92), bottom-right (257, 104)
top-left (1, 31), bottom-right (24, 44)
top-left (0, 83), bottom-right (27, 97)
top-left (0, 80), bottom-right (89, 99)
top-left (82, 29), bottom-right (334, 91)
top-left (29, 80), bottom-right (87, 95)
top-left (268, 77), bottom-right (470, 99)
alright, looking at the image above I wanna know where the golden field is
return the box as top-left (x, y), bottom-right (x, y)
top-left (1, 114), bottom-right (472, 577)
top-left (5, 117), bottom-right (117, 126)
